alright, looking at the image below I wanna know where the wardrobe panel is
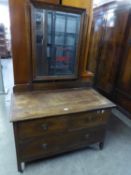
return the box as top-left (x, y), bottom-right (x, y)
top-left (96, 8), bottom-right (129, 95)
top-left (88, 2), bottom-right (131, 116)
top-left (115, 14), bottom-right (131, 116)
top-left (88, 12), bottom-right (106, 73)
top-left (117, 25), bottom-right (131, 94)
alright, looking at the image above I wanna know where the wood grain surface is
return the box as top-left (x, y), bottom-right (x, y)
top-left (11, 88), bottom-right (115, 122)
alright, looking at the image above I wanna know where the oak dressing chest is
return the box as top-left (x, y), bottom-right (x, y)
top-left (11, 88), bottom-right (115, 172)
top-left (9, 0), bottom-right (116, 172)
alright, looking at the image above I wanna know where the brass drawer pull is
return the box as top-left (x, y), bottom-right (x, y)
top-left (41, 124), bottom-right (48, 130)
top-left (42, 143), bottom-right (48, 149)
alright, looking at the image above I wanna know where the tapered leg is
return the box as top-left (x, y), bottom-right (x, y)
top-left (99, 141), bottom-right (104, 150)
top-left (17, 161), bottom-right (24, 173)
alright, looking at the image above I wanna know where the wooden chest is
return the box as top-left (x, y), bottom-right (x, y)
top-left (11, 88), bottom-right (116, 172)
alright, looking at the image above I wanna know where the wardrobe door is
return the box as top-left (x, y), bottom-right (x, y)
top-left (95, 7), bottom-right (129, 96)
top-left (115, 14), bottom-right (131, 115)
top-left (88, 11), bottom-right (106, 73)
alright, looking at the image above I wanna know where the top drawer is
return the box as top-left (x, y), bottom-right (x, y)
top-left (16, 116), bottom-right (68, 139)
top-left (15, 109), bottom-right (110, 140)
top-left (68, 110), bottom-right (110, 132)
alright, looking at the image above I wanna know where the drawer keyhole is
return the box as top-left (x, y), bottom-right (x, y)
top-left (85, 134), bottom-right (90, 139)
top-left (41, 124), bottom-right (48, 130)
top-left (42, 143), bottom-right (48, 149)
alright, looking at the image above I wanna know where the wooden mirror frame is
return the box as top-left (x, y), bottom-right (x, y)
top-left (31, 1), bottom-right (86, 81)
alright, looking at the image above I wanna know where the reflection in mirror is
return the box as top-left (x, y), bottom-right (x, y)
top-left (33, 7), bottom-right (81, 79)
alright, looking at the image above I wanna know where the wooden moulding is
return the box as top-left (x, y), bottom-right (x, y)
top-left (31, 2), bottom-right (86, 81)
top-left (33, 0), bottom-right (60, 5)
top-left (13, 79), bottom-right (93, 92)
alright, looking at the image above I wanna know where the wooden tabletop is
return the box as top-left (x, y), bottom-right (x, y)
top-left (11, 88), bottom-right (116, 122)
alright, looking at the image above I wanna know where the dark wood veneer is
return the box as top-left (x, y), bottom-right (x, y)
top-left (88, 1), bottom-right (131, 118)
top-left (9, 0), bottom-right (116, 173)
top-left (11, 88), bottom-right (115, 172)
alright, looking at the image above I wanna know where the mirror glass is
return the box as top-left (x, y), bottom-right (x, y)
top-left (33, 7), bottom-right (81, 79)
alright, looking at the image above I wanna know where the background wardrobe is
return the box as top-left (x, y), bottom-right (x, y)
top-left (88, 1), bottom-right (131, 118)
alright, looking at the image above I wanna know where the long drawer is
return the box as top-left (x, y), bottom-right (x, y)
top-left (16, 110), bottom-right (109, 140)
top-left (19, 127), bottom-right (106, 161)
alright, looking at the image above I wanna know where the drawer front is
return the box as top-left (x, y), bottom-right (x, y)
top-left (68, 110), bottom-right (110, 132)
top-left (17, 110), bottom-right (110, 139)
top-left (19, 127), bottom-right (105, 160)
top-left (17, 117), bottom-right (68, 139)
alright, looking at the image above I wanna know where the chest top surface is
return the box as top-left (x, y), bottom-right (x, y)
top-left (11, 88), bottom-right (116, 122)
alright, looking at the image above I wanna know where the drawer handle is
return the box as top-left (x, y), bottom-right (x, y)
top-left (85, 134), bottom-right (90, 139)
top-left (97, 110), bottom-right (105, 114)
top-left (42, 143), bottom-right (48, 149)
top-left (101, 110), bottom-right (105, 114)
top-left (41, 124), bottom-right (48, 130)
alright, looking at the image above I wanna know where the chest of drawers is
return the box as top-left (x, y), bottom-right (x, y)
top-left (11, 88), bottom-right (116, 172)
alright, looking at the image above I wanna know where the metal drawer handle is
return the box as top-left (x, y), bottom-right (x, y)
top-left (41, 124), bottom-right (48, 130)
top-left (101, 110), bottom-right (105, 114)
top-left (42, 143), bottom-right (48, 149)
top-left (85, 134), bottom-right (90, 139)
top-left (97, 110), bottom-right (105, 114)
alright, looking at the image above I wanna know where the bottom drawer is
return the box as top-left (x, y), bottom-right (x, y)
top-left (19, 127), bottom-right (106, 161)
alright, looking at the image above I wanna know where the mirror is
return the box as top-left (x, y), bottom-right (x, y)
top-left (31, 4), bottom-right (84, 80)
